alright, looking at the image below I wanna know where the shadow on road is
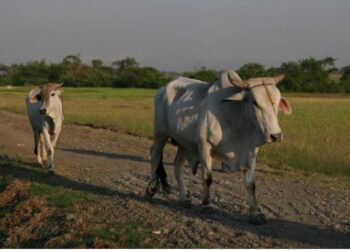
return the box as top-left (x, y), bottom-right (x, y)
top-left (1, 156), bottom-right (349, 248)
top-left (59, 147), bottom-right (150, 163)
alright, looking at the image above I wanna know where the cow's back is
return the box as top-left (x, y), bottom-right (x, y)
top-left (154, 77), bottom-right (211, 149)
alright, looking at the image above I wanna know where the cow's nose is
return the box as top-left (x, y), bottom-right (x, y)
top-left (39, 108), bottom-right (47, 115)
top-left (270, 133), bottom-right (282, 142)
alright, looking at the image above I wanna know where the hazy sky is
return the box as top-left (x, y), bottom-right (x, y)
top-left (0, 0), bottom-right (349, 71)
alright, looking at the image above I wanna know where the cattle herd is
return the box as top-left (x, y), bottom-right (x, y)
top-left (25, 70), bottom-right (292, 225)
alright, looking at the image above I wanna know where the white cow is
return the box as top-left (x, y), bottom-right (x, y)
top-left (145, 70), bottom-right (292, 224)
top-left (26, 83), bottom-right (64, 173)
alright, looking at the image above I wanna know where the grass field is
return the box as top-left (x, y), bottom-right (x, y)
top-left (0, 86), bottom-right (349, 181)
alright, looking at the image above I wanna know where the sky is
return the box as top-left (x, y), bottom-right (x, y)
top-left (0, 0), bottom-right (349, 72)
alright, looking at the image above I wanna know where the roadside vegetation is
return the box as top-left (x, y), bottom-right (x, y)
top-left (1, 55), bottom-right (350, 93)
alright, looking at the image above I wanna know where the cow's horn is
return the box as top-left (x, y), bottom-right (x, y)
top-left (227, 70), bottom-right (246, 88)
top-left (273, 74), bottom-right (285, 85)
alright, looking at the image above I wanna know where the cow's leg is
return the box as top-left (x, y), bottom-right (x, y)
top-left (174, 148), bottom-right (190, 205)
top-left (191, 160), bottom-right (200, 176)
top-left (244, 150), bottom-right (266, 225)
top-left (145, 137), bottom-right (168, 198)
top-left (198, 142), bottom-right (213, 206)
top-left (43, 127), bottom-right (55, 173)
top-left (34, 131), bottom-right (42, 164)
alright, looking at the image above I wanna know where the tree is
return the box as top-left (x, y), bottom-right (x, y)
top-left (48, 64), bottom-right (64, 82)
top-left (112, 57), bottom-right (139, 71)
top-left (114, 66), bottom-right (171, 88)
top-left (0, 54), bottom-right (348, 91)
top-left (0, 64), bottom-right (9, 74)
top-left (183, 67), bottom-right (217, 82)
top-left (92, 59), bottom-right (103, 68)
top-left (341, 66), bottom-right (350, 81)
top-left (236, 63), bottom-right (267, 79)
top-left (319, 57), bottom-right (337, 72)
top-left (279, 61), bottom-right (303, 92)
top-left (62, 54), bottom-right (82, 65)
top-left (339, 65), bottom-right (350, 93)
top-left (280, 57), bottom-right (336, 92)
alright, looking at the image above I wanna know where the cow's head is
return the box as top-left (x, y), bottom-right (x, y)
top-left (222, 71), bottom-right (292, 144)
top-left (28, 83), bottom-right (63, 117)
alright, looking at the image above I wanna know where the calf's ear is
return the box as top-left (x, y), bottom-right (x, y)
top-left (28, 87), bottom-right (42, 103)
top-left (222, 90), bottom-right (246, 102)
top-left (55, 82), bottom-right (64, 89)
top-left (278, 97), bottom-right (292, 115)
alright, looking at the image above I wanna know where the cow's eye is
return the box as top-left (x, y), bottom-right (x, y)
top-left (253, 100), bottom-right (258, 107)
top-left (51, 93), bottom-right (55, 96)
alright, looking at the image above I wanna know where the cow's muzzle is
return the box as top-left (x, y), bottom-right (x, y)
top-left (269, 133), bottom-right (283, 142)
top-left (39, 108), bottom-right (47, 115)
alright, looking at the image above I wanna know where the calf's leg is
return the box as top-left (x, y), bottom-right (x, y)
top-left (43, 127), bottom-right (55, 172)
top-left (34, 131), bottom-right (42, 164)
top-left (40, 133), bottom-right (47, 163)
top-left (51, 128), bottom-right (61, 149)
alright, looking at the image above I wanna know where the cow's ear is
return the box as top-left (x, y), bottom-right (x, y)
top-left (222, 90), bottom-right (246, 102)
top-left (278, 97), bottom-right (292, 115)
top-left (28, 87), bottom-right (42, 103)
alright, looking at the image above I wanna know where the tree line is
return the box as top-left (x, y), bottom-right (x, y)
top-left (0, 54), bottom-right (349, 93)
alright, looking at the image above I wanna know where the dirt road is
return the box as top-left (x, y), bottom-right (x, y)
top-left (0, 110), bottom-right (349, 248)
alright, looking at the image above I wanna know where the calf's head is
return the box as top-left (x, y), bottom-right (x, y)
top-left (223, 71), bottom-right (292, 144)
top-left (28, 83), bottom-right (63, 117)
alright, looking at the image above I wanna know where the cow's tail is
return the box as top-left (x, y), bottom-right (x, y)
top-left (156, 155), bottom-right (170, 193)
top-left (145, 149), bottom-right (170, 198)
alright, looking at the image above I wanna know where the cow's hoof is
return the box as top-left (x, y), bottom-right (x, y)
top-left (144, 186), bottom-right (158, 199)
top-left (144, 189), bottom-right (155, 199)
top-left (192, 166), bottom-right (198, 176)
top-left (162, 184), bottom-right (171, 194)
top-left (144, 190), bottom-right (153, 199)
top-left (249, 213), bottom-right (267, 225)
top-left (48, 169), bottom-right (55, 175)
top-left (179, 199), bottom-right (192, 208)
top-left (200, 204), bottom-right (216, 214)
top-left (145, 181), bottom-right (160, 198)
top-left (33, 161), bottom-right (42, 168)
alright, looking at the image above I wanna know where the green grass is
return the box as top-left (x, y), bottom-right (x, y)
top-left (262, 96), bottom-right (350, 178)
top-left (29, 183), bottom-right (94, 208)
top-left (0, 86), bottom-right (349, 181)
top-left (84, 221), bottom-right (150, 248)
top-left (0, 153), bottom-right (95, 209)
top-left (0, 87), bottom-right (156, 137)
top-left (0, 174), bottom-right (14, 192)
